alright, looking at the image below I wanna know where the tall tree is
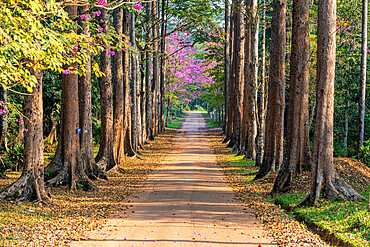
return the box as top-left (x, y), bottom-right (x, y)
top-left (159, 0), bottom-right (167, 133)
top-left (357, 0), bottom-right (368, 155)
top-left (0, 69), bottom-right (48, 201)
top-left (254, 0), bottom-right (286, 180)
top-left (299, 0), bottom-right (365, 206)
top-left (46, 5), bottom-right (95, 191)
top-left (230, 0), bottom-right (245, 149)
top-left (0, 86), bottom-right (7, 151)
top-left (95, 9), bottom-right (116, 171)
top-left (244, 0), bottom-right (258, 159)
top-left (131, 7), bottom-right (139, 152)
top-left (112, 7), bottom-right (125, 165)
top-left (224, 1), bottom-right (235, 144)
top-left (146, 2), bottom-right (154, 141)
top-left (123, 9), bottom-right (136, 156)
top-left (256, 0), bottom-right (267, 167)
top-left (224, 0), bottom-right (230, 133)
top-left (78, 6), bottom-right (106, 179)
top-left (272, 0), bottom-right (310, 193)
top-left (152, 0), bottom-right (159, 138)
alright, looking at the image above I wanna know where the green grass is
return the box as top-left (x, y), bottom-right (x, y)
top-left (201, 113), bottom-right (221, 128)
top-left (166, 116), bottom-right (185, 129)
top-left (275, 187), bottom-right (370, 247)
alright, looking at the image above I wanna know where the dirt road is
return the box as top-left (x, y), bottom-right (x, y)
top-left (73, 112), bottom-right (275, 246)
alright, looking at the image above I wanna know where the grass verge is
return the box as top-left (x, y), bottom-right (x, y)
top-left (201, 112), bottom-right (221, 129)
top-left (206, 128), bottom-right (370, 247)
top-left (166, 115), bottom-right (185, 129)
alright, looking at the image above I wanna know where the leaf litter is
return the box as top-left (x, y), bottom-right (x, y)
top-left (0, 130), bottom-right (177, 246)
top-left (207, 130), bottom-right (329, 247)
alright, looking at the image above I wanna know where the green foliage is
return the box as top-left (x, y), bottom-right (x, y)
top-left (3, 145), bottom-right (24, 172)
top-left (358, 140), bottom-right (370, 167)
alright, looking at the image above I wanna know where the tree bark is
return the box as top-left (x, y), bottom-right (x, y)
top-left (152, 0), bottom-right (159, 138)
top-left (78, 7), bottom-right (107, 179)
top-left (357, 0), bottom-right (368, 155)
top-left (244, 0), bottom-right (258, 159)
top-left (272, 0), bottom-right (310, 193)
top-left (112, 7), bottom-right (126, 165)
top-left (0, 86), bottom-right (8, 151)
top-left (0, 69), bottom-right (49, 201)
top-left (224, 0), bottom-right (230, 133)
top-left (146, 1), bottom-right (154, 141)
top-left (224, 2), bottom-right (235, 144)
top-left (95, 9), bottom-right (116, 171)
top-left (230, 0), bottom-right (244, 149)
top-left (159, 0), bottom-right (166, 133)
top-left (344, 88), bottom-right (349, 157)
top-left (123, 9), bottom-right (136, 157)
top-left (299, 0), bottom-right (365, 206)
top-left (45, 5), bottom-right (96, 191)
top-left (131, 8), bottom-right (139, 153)
top-left (254, 0), bottom-right (286, 180)
top-left (256, 0), bottom-right (267, 167)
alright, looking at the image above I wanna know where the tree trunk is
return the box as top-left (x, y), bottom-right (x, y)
top-left (95, 9), bottom-right (116, 171)
top-left (245, 0), bottom-right (258, 159)
top-left (224, 0), bottom-right (230, 133)
top-left (45, 5), bottom-right (95, 191)
top-left (254, 0), bottom-right (286, 180)
top-left (344, 88), bottom-right (349, 157)
top-left (159, 0), bottom-right (166, 133)
top-left (272, 0), bottom-right (310, 193)
top-left (357, 0), bottom-right (368, 155)
top-left (256, 0), bottom-right (267, 167)
top-left (123, 9), bottom-right (136, 157)
top-left (0, 86), bottom-right (8, 151)
top-left (131, 8), bottom-right (139, 153)
top-left (241, 0), bottom-right (251, 154)
top-left (146, 1), bottom-right (153, 141)
top-left (152, 0), bottom-right (159, 138)
top-left (299, 0), bottom-right (365, 206)
top-left (112, 7), bottom-right (126, 165)
top-left (45, 116), bottom-right (57, 144)
top-left (0, 69), bottom-right (49, 201)
top-left (224, 2), bottom-right (234, 144)
top-left (78, 7), bottom-right (107, 179)
top-left (230, 0), bottom-right (244, 149)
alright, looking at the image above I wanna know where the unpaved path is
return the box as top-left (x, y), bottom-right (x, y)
top-left (73, 112), bottom-right (276, 246)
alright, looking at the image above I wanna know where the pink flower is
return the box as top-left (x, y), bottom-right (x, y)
top-left (97, 0), bottom-right (107, 6)
top-left (98, 27), bottom-right (104, 32)
top-left (134, 4), bottom-right (142, 10)
top-left (22, 129), bottom-right (28, 132)
top-left (62, 69), bottom-right (72, 74)
top-left (93, 11), bottom-right (101, 16)
top-left (108, 51), bottom-right (115, 55)
top-left (80, 14), bottom-right (88, 20)
top-left (96, 34), bottom-right (103, 37)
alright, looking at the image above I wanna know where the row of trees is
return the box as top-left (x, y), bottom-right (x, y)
top-left (0, 0), bottom-right (220, 201)
top-left (222, 0), bottom-right (367, 205)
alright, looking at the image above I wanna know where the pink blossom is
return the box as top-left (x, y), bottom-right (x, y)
top-left (98, 27), bottom-right (104, 32)
top-left (93, 11), bottom-right (101, 16)
top-left (108, 50), bottom-right (115, 55)
top-left (97, 0), bottom-right (107, 6)
top-left (62, 69), bottom-right (72, 74)
top-left (80, 14), bottom-right (88, 20)
top-left (134, 3), bottom-right (143, 10)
